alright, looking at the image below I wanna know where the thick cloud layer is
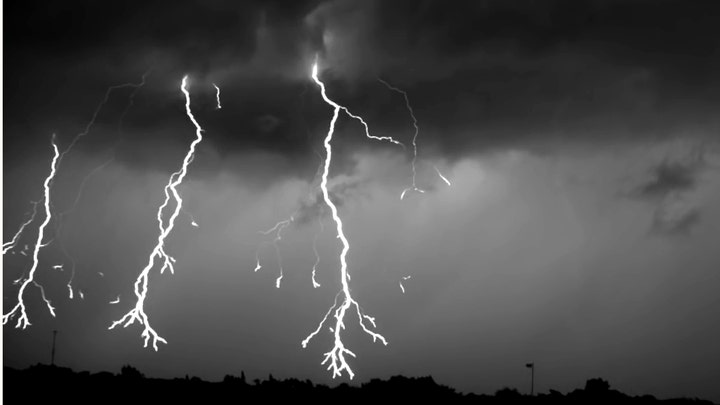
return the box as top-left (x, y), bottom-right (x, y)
top-left (6, 0), bottom-right (720, 168)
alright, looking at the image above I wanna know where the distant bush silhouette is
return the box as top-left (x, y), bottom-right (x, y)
top-left (120, 364), bottom-right (144, 380)
top-left (585, 378), bottom-right (610, 393)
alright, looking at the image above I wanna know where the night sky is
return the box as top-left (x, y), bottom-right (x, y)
top-left (4, 0), bottom-right (720, 401)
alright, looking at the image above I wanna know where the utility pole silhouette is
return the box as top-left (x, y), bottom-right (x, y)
top-left (50, 330), bottom-right (58, 366)
top-left (526, 362), bottom-right (535, 396)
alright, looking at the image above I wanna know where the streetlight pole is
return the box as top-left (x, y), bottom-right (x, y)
top-left (51, 330), bottom-right (58, 366)
top-left (525, 362), bottom-right (534, 396)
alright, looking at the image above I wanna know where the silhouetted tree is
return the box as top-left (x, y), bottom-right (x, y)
top-left (585, 377), bottom-right (611, 393)
top-left (120, 365), bottom-right (144, 380)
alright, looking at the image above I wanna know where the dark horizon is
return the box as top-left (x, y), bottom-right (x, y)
top-left (4, 0), bottom-right (720, 402)
top-left (5, 363), bottom-right (718, 404)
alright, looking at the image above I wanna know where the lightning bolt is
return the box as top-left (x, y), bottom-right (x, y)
top-left (213, 83), bottom-right (222, 109)
top-left (109, 76), bottom-right (205, 350)
top-left (52, 71), bottom-right (149, 299)
top-left (434, 165), bottom-right (452, 186)
top-left (311, 216), bottom-right (324, 289)
top-left (301, 58), bottom-right (388, 379)
top-left (61, 71), bottom-right (151, 159)
top-left (54, 155), bottom-right (115, 299)
top-left (378, 79), bottom-right (425, 200)
top-left (109, 296), bottom-right (120, 305)
top-left (399, 275), bottom-right (412, 294)
top-left (256, 217), bottom-right (294, 288)
top-left (3, 138), bottom-right (61, 328)
top-left (3, 201), bottom-right (39, 255)
top-left (254, 154), bottom-right (326, 288)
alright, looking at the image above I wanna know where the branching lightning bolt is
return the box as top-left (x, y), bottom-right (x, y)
top-left (61, 71), bottom-right (151, 158)
top-left (254, 154), bottom-right (326, 288)
top-left (301, 58), bottom-right (388, 379)
top-left (3, 139), bottom-right (61, 328)
top-left (3, 201), bottom-right (39, 255)
top-left (378, 79), bottom-right (425, 200)
top-left (52, 71), bottom-right (150, 299)
top-left (256, 217), bottom-right (294, 288)
top-left (109, 76), bottom-right (205, 350)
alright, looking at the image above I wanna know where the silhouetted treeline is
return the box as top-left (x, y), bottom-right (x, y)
top-left (3, 364), bottom-right (716, 405)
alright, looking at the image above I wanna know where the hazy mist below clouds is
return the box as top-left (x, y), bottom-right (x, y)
top-left (4, 139), bottom-right (720, 400)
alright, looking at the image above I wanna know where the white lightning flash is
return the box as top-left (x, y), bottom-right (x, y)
top-left (183, 209), bottom-right (200, 228)
top-left (434, 165), bottom-right (452, 186)
top-left (109, 76), bottom-right (205, 350)
top-left (3, 201), bottom-right (39, 255)
top-left (311, 216), bottom-right (324, 289)
top-left (3, 139), bottom-right (61, 328)
top-left (399, 275), bottom-right (412, 294)
top-left (213, 83), bottom-right (222, 109)
top-left (109, 296), bottom-right (120, 304)
top-left (378, 79), bottom-right (425, 200)
top-left (301, 58), bottom-right (388, 379)
top-left (257, 217), bottom-right (294, 288)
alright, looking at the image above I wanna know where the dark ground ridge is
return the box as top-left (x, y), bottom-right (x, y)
top-left (3, 364), bottom-right (716, 404)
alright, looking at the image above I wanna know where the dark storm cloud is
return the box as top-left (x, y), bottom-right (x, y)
top-left (636, 161), bottom-right (700, 200)
top-left (5, 0), bottom-right (322, 69)
top-left (5, 0), bottom-right (720, 174)
top-left (311, 0), bottom-right (720, 157)
top-left (629, 152), bottom-right (706, 235)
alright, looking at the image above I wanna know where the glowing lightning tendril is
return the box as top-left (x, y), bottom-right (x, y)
top-left (213, 84), bottom-right (222, 109)
top-left (378, 79), bottom-right (425, 200)
top-left (301, 58), bottom-right (388, 380)
top-left (434, 165), bottom-right (452, 186)
top-left (3, 139), bottom-right (61, 328)
top-left (311, 216), bottom-right (324, 289)
top-left (53, 71), bottom-right (150, 299)
top-left (399, 275), bottom-right (412, 294)
top-left (109, 76), bottom-right (204, 350)
top-left (257, 217), bottom-right (294, 288)
top-left (2, 201), bottom-right (39, 255)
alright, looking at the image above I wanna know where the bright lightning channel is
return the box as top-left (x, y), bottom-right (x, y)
top-left (301, 58), bottom-right (388, 379)
top-left (213, 84), bottom-right (222, 109)
top-left (3, 201), bottom-right (39, 255)
top-left (378, 79), bottom-right (425, 200)
top-left (109, 76), bottom-right (205, 350)
top-left (399, 275), bottom-right (412, 294)
top-left (311, 216), bottom-right (324, 289)
top-left (434, 165), bottom-right (452, 186)
top-left (3, 138), bottom-right (61, 328)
